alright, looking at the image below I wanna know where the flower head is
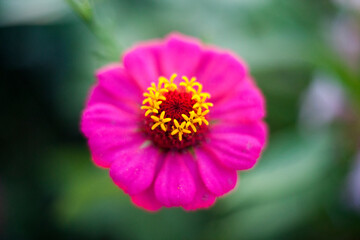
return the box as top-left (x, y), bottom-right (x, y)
top-left (81, 33), bottom-right (267, 211)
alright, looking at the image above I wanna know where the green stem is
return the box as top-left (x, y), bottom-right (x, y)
top-left (66, 0), bottom-right (121, 61)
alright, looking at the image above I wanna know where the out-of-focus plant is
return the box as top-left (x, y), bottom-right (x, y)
top-left (67, 0), bottom-right (121, 61)
top-left (2, 0), bottom-right (360, 239)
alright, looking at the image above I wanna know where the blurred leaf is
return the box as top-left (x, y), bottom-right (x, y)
top-left (66, 0), bottom-right (122, 62)
top-left (213, 129), bottom-right (338, 239)
top-left (45, 146), bottom-right (209, 240)
top-left (66, 0), bottom-right (93, 24)
top-left (313, 47), bottom-right (360, 108)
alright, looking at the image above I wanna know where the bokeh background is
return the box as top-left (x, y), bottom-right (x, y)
top-left (1, 0), bottom-right (360, 239)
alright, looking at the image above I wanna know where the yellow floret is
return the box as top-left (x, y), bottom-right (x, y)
top-left (180, 76), bottom-right (197, 92)
top-left (171, 119), bottom-right (191, 141)
top-left (192, 95), bottom-right (213, 110)
top-left (151, 111), bottom-right (171, 132)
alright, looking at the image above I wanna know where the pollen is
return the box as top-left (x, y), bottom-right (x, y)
top-left (140, 74), bottom-right (213, 149)
top-left (171, 119), bottom-right (191, 141)
top-left (151, 111), bottom-right (171, 132)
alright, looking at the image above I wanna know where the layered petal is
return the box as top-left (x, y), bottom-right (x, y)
top-left (123, 41), bottom-right (163, 91)
top-left (86, 85), bottom-right (139, 114)
top-left (86, 65), bottom-right (143, 114)
top-left (182, 152), bottom-right (216, 210)
top-left (81, 103), bottom-right (143, 168)
top-left (210, 77), bottom-right (265, 122)
top-left (81, 32), bottom-right (268, 211)
top-left (155, 152), bottom-right (196, 207)
top-left (160, 33), bottom-right (203, 80)
top-left (95, 64), bottom-right (143, 104)
top-left (130, 186), bottom-right (163, 211)
top-left (205, 122), bottom-right (267, 170)
top-left (109, 143), bottom-right (160, 195)
top-left (195, 50), bottom-right (248, 102)
top-left (195, 147), bottom-right (238, 196)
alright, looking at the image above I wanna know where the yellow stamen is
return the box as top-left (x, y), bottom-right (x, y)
top-left (190, 83), bottom-right (211, 99)
top-left (171, 119), bottom-right (191, 141)
top-left (140, 99), bottom-right (162, 116)
top-left (162, 73), bottom-right (178, 91)
top-left (147, 81), bottom-right (168, 95)
top-left (182, 113), bottom-right (198, 133)
top-left (141, 74), bottom-right (212, 142)
top-left (192, 95), bottom-right (213, 110)
top-left (151, 111), bottom-right (171, 131)
top-left (191, 108), bottom-right (209, 126)
top-left (179, 76), bottom-right (197, 92)
top-left (143, 90), bottom-right (166, 105)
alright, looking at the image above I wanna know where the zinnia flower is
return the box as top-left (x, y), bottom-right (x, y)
top-left (81, 33), bottom-right (267, 211)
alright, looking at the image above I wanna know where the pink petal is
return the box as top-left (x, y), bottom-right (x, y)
top-left (154, 152), bottom-right (196, 207)
top-left (109, 144), bottom-right (160, 195)
top-left (210, 77), bottom-right (265, 122)
top-left (81, 103), bottom-right (143, 168)
top-left (182, 152), bottom-right (216, 210)
top-left (161, 33), bottom-right (203, 80)
top-left (195, 50), bottom-right (248, 102)
top-left (86, 84), bottom-right (139, 114)
top-left (95, 64), bottom-right (143, 104)
top-left (205, 121), bottom-right (267, 170)
top-left (195, 147), bottom-right (237, 196)
top-left (182, 184), bottom-right (216, 211)
top-left (123, 40), bottom-right (163, 91)
top-left (211, 121), bottom-right (267, 146)
top-left (130, 186), bottom-right (163, 212)
top-left (81, 103), bottom-right (137, 138)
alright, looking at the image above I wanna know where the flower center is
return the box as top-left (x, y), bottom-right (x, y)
top-left (140, 74), bottom-right (213, 150)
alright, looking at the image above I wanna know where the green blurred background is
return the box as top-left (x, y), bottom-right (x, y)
top-left (1, 0), bottom-right (360, 239)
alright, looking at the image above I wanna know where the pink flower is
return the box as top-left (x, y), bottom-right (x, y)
top-left (80, 33), bottom-right (267, 211)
